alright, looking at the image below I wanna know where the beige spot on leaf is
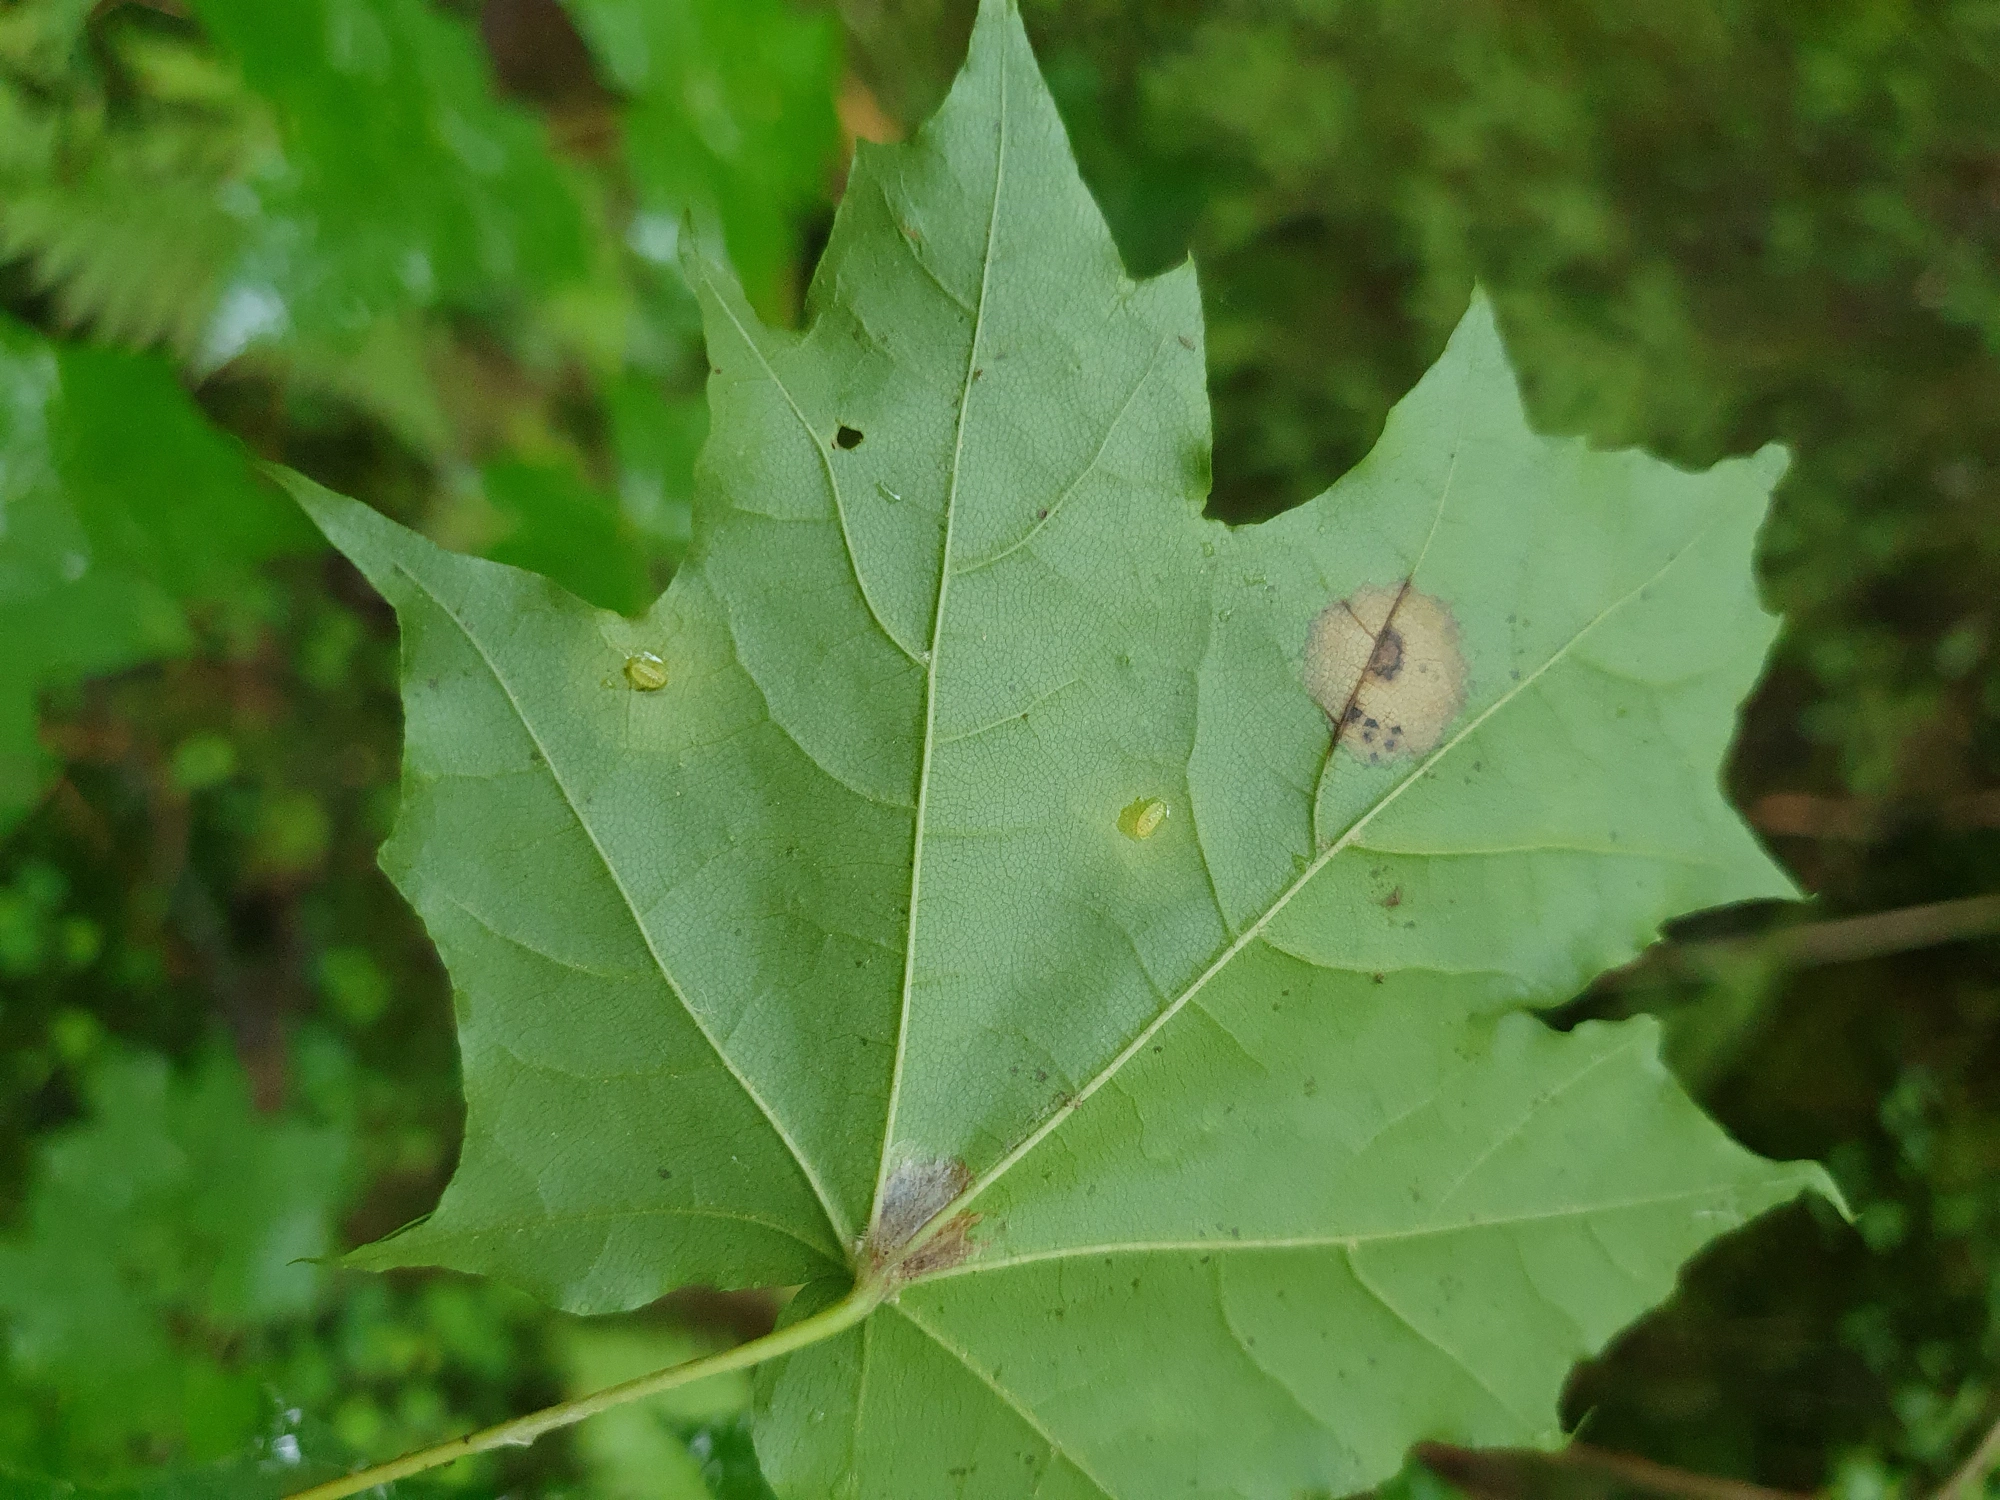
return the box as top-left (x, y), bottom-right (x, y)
top-left (1303, 583), bottom-right (1466, 764)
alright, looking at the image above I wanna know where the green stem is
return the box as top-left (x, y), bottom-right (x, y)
top-left (1938, 1409), bottom-right (2000, 1500)
top-left (283, 1284), bottom-right (882, 1500)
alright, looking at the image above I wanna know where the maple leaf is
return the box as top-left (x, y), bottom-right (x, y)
top-left (282, 3), bottom-right (1835, 1493)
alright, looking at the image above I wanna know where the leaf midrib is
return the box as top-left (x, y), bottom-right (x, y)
top-left (869, 36), bottom-right (1013, 1232)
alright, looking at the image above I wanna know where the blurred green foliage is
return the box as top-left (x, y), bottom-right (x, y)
top-left (0, 0), bottom-right (1995, 1496)
top-left (0, 317), bottom-right (313, 832)
top-left (0, 1047), bottom-right (345, 1475)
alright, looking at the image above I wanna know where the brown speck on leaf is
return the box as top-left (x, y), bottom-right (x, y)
top-left (1381, 886), bottom-right (1403, 909)
top-left (1304, 583), bottom-right (1466, 761)
top-left (1368, 629), bottom-right (1404, 680)
top-left (895, 1211), bottom-right (981, 1280)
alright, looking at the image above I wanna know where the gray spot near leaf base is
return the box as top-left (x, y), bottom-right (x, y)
top-left (866, 1154), bottom-right (977, 1280)
top-left (1304, 583), bottom-right (1466, 763)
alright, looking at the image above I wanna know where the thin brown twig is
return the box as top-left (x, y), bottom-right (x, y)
top-left (1745, 893), bottom-right (2000, 969)
top-left (1556, 1445), bottom-right (1814, 1500)
top-left (1416, 1441), bottom-right (1811, 1500)
top-left (1600, 892), bottom-right (2000, 990)
top-left (1751, 790), bottom-right (2000, 840)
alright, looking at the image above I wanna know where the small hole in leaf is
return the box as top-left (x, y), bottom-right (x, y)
top-left (836, 425), bottom-right (864, 449)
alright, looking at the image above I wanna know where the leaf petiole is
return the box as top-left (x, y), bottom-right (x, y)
top-left (281, 1283), bottom-right (885, 1500)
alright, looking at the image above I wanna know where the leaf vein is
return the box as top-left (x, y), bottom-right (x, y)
top-left (952, 332), bottom-right (1171, 577)
top-left (877, 176), bottom-right (979, 317)
top-left (1343, 1243), bottom-right (1532, 1429)
top-left (387, 560), bottom-right (855, 1249)
top-left (871, 33), bottom-right (1013, 1229)
top-left (954, 507), bottom-right (1738, 1219)
top-left (690, 257), bottom-right (925, 666)
top-left (919, 1184), bottom-right (1776, 1279)
top-left (895, 1302), bottom-right (1118, 1500)
top-left (376, 1204), bottom-right (840, 1261)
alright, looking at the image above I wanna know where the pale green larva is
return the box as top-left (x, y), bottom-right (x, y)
top-left (1117, 797), bottom-right (1169, 841)
top-left (623, 651), bottom-right (669, 691)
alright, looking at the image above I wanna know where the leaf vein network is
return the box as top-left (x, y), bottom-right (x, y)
top-left (939, 507), bottom-right (1737, 1231)
top-left (895, 1301), bottom-right (1119, 1500)
top-left (689, 258), bottom-right (927, 667)
top-left (952, 332), bottom-right (1172, 577)
top-left (388, 561), bottom-right (856, 1248)
top-left (875, 175), bottom-right (979, 317)
top-left (1343, 1243), bottom-right (1531, 1428)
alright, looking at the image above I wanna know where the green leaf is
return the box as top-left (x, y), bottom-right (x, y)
top-left (0, 1458), bottom-right (279, 1500)
top-left (0, 1417), bottom-right (450, 1500)
top-left (563, 0), bottom-right (840, 314)
top-left (607, 376), bottom-right (704, 558)
top-left (681, 1416), bottom-right (781, 1500)
top-left (0, 1048), bottom-right (349, 1478)
top-left (480, 458), bottom-right (658, 618)
top-left (187, 0), bottom-right (590, 357)
top-left (284, 1), bottom-right (1837, 1492)
top-left (0, 315), bottom-right (315, 832)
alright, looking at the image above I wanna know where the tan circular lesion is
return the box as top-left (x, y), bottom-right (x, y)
top-left (1303, 582), bottom-right (1467, 764)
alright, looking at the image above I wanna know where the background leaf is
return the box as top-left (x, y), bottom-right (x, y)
top-left (0, 315), bottom-right (314, 834)
top-left (0, 1047), bottom-right (347, 1478)
top-left (561, 0), bottom-right (840, 319)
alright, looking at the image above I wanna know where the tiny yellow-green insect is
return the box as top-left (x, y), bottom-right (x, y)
top-left (623, 651), bottom-right (669, 691)
top-left (1117, 796), bottom-right (1169, 841)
